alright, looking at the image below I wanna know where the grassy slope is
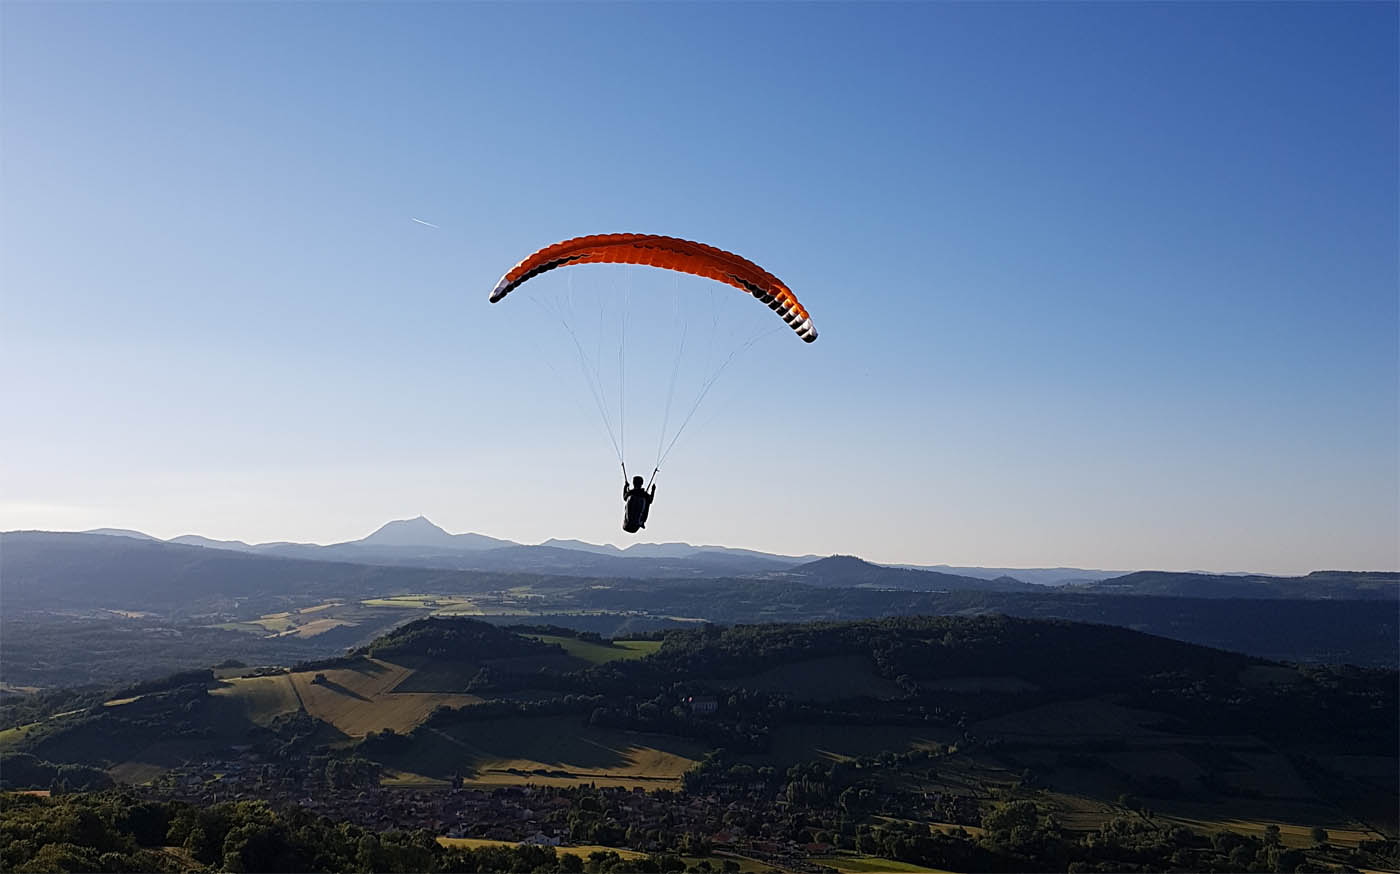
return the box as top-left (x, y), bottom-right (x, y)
top-left (529, 636), bottom-right (660, 664)
top-left (378, 714), bottom-right (707, 789)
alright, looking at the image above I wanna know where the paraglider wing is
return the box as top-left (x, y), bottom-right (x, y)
top-left (489, 234), bottom-right (817, 342)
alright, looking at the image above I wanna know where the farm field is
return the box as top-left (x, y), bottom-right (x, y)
top-left (812, 853), bottom-right (955, 873)
top-left (0, 725), bottom-right (34, 751)
top-left (1153, 803), bottom-right (1388, 849)
top-left (209, 674), bottom-right (302, 724)
top-left (361, 595), bottom-right (480, 612)
top-left (528, 635), bottom-right (660, 664)
top-left (206, 658), bottom-right (482, 737)
top-left (212, 601), bottom-right (359, 638)
top-left (289, 658), bottom-right (481, 737)
top-left (378, 714), bottom-right (707, 789)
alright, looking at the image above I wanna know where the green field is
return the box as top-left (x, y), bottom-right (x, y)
top-left (0, 725), bottom-right (34, 751)
top-left (530, 635), bottom-right (660, 664)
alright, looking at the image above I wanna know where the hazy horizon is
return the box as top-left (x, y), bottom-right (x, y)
top-left (10, 516), bottom-right (1391, 579)
top-left (3, 3), bottom-right (1396, 577)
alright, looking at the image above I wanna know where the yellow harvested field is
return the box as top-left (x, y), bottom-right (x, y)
top-left (242, 611), bottom-right (296, 632)
top-left (1155, 813), bottom-right (1383, 849)
top-left (210, 659), bottom-right (485, 737)
top-left (386, 715), bottom-right (707, 789)
top-left (813, 854), bottom-right (955, 873)
top-left (382, 769), bottom-right (452, 788)
top-left (295, 602), bottom-right (340, 614)
top-left (360, 595), bottom-right (478, 611)
top-left (211, 674), bottom-right (302, 724)
top-left (290, 658), bottom-right (481, 737)
top-left (276, 617), bottom-right (356, 638)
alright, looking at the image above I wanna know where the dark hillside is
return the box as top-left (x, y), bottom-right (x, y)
top-left (567, 581), bottom-right (1400, 667)
top-left (1082, 569), bottom-right (1399, 600)
top-left (0, 532), bottom-right (542, 614)
top-left (787, 555), bottom-right (1039, 592)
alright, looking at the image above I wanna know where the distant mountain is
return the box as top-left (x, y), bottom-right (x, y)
top-left (540, 538), bottom-right (624, 556)
top-left (82, 528), bottom-right (158, 541)
top-left (786, 555), bottom-right (1041, 593)
top-left (430, 543), bottom-right (797, 578)
top-left (170, 534), bottom-right (252, 549)
top-left (1082, 569), bottom-right (1399, 600)
top-left (540, 538), bottom-right (816, 564)
top-left (0, 531), bottom-right (510, 615)
top-left (42, 523), bottom-right (1397, 598)
top-left (357, 516), bottom-right (511, 550)
top-left (7, 532), bottom-right (1397, 667)
top-left (895, 564), bottom-right (1124, 587)
top-left (55, 523), bottom-right (812, 578)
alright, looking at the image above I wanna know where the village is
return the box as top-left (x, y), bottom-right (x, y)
top-left (136, 748), bottom-right (981, 873)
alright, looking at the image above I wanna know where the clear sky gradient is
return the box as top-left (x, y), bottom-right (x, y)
top-left (3, 2), bottom-right (1396, 573)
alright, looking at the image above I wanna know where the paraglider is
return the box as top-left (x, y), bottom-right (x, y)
top-left (489, 234), bottom-right (816, 533)
top-left (622, 475), bottom-right (655, 533)
top-left (489, 234), bottom-right (817, 342)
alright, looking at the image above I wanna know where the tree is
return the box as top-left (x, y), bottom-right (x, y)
top-left (1310, 826), bottom-right (1329, 846)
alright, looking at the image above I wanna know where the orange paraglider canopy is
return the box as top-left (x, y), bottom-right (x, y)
top-left (489, 234), bottom-right (816, 342)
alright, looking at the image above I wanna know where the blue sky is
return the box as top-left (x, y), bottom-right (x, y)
top-left (3, 2), bottom-right (1395, 573)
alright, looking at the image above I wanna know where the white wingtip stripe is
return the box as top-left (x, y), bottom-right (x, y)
top-left (489, 276), bottom-right (511, 302)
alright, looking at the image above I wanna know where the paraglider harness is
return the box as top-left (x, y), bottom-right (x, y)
top-left (622, 465), bottom-right (656, 534)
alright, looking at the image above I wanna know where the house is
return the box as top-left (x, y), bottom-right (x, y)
top-left (685, 696), bottom-right (718, 715)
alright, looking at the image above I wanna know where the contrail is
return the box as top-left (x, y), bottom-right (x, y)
top-left (411, 218), bottom-right (441, 229)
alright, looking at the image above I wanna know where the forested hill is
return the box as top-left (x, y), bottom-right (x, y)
top-left (362, 616), bottom-right (561, 661)
top-left (379, 615), bottom-right (1396, 754)
top-left (623, 614), bottom-right (1260, 692)
top-left (1079, 569), bottom-right (1399, 599)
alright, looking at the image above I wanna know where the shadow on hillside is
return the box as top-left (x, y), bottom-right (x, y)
top-left (373, 715), bottom-right (703, 781)
top-left (313, 679), bottom-right (370, 701)
top-left (346, 658), bottom-right (390, 676)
